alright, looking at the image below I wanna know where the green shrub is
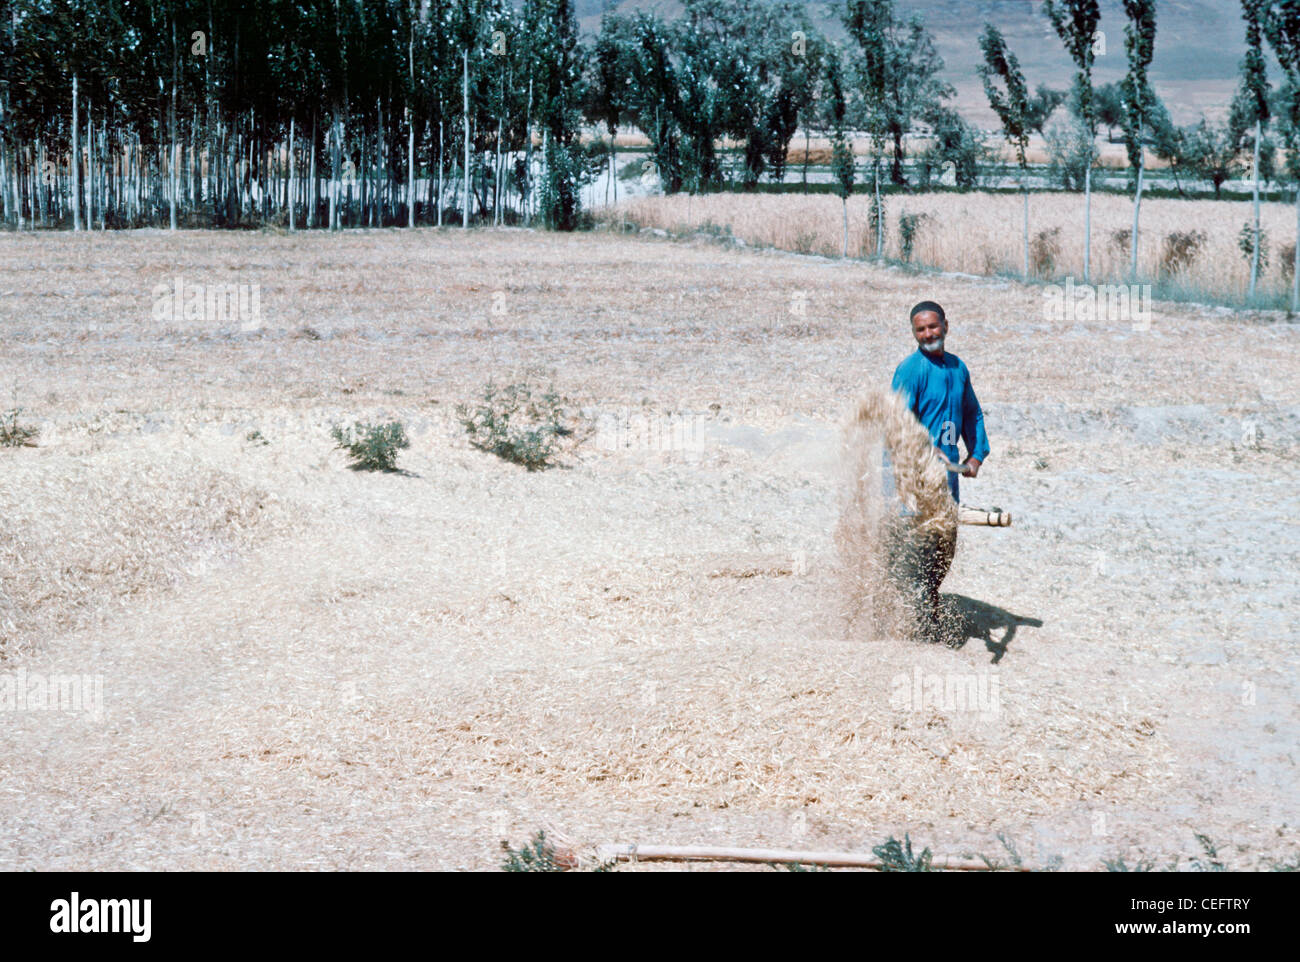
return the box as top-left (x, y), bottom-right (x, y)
top-left (500, 830), bottom-right (613, 872)
top-left (501, 831), bottom-right (567, 872)
top-left (329, 420), bottom-right (409, 471)
top-left (457, 376), bottom-right (576, 471)
top-left (872, 833), bottom-right (933, 872)
top-left (0, 407), bottom-right (39, 448)
top-left (1237, 221), bottom-right (1269, 275)
top-left (898, 212), bottom-right (927, 263)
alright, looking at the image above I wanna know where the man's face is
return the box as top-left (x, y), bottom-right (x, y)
top-left (911, 310), bottom-right (947, 354)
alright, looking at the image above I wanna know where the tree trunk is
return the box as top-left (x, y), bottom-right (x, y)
top-left (841, 196), bottom-right (848, 258)
top-left (170, 16), bottom-right (178, 231)
top-left (1130, 145), bottom-right (1145, 280)
top-left (1292, 185), bottom-right (1299, 313)
top-left (86, 101), bottom-right (94, 229)
top-left (802, 126), bottom-right (810, 187)
top-left (72, 75), bottom-right (80, 231)
top-left (1022, 176), bottom-right (1029, 279)
top-left (407, 107), bottom-right (415, 228)
top-left (494, 115), bottom-right (503, 226)
top-left (437, 118), bottom-right (443, 227)
top-left (1083, 161), bottom-right (1092, 284)
top-left (462, 51), bottom-right (470, 229)
top-left (873, 162), bottom-right (882, 257)
top-left (1249, 118), bottom-right (1261, 298)
top-left (523, 78), bottom-right (534, 225)
top-left (329, 108), bottom-right (340, 231)
top-left (288, 116), bottom-right (296, 231)
top-left (309, 113), bottom-right (317, 228)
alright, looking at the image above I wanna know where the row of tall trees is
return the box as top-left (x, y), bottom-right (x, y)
top-left (2, 0), bottom-right (1297, 287)
top-left (980, 0), bottom-right (1300, 307)
top-left (0, 0), bottom-right (590, 231)
top-left (0, 0), bottom-right (996, 233)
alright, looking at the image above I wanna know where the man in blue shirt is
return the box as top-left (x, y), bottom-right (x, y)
top-left (891, 300), bottom-right (990, 504)
top-left (885, 300), bottom-right (990, 641)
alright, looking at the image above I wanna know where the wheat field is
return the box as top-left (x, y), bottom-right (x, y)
top-left (611, 191), bottom-right (1300, 302)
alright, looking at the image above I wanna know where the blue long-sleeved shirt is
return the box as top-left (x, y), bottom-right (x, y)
top-left (889, 348), bottom-right (990, 503)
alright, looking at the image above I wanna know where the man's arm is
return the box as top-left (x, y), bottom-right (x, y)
top-left (960, 365), bottom-right (990, 476)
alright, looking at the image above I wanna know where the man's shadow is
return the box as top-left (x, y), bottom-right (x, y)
top-left (941, 594), bottom-right (1043, 663)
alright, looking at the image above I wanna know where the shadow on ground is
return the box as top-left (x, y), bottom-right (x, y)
top-left (943, 594), bottom-right (1043, 663)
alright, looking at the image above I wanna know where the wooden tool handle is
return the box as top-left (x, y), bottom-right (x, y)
top-left (958, 506), bottom-right (1012, 527)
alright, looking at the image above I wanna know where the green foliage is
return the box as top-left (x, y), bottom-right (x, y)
top-left (457, 376), bottom-right (576, 471)
top-left (329, 421), bottom-right (409, 472)
top-left (844, 0), bottom-right (956, 186)
top-left (978, 24), bottom-right (1032, 169)
top-left (1181, 120), bottom-right (1246, 197)
top-left (1188, 833), bottom-right (1227, 872)
top-left (898, 211), bottom-right (926, 262)
top-left (1238, 221), bottom-right (1270, 274)
top-left (1044, 115), bottom-right (1098, 190)
top-left (1043, 0), bottom-right (1102, 128)
top-left (872, 833), bottom-right (933, 872)
top-left (1120, 0), bottom-right (1159, 170)
top-left (501, 831), bottom-right (567, 872)
top-left (540, 140), bottom-right (582, 232)
top-left (921, 107), bottom-right (987, 188)
top-left (1103, 855), bottom-right (1158, 872)
top-left (831, 135), bottom-right (856, 200)
top-left (0, 407), bottom-right (39, 448)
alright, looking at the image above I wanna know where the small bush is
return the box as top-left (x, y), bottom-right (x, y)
top-left (1110, 228), bottom-right (1132, 256)
top-left (898, 212), bottom-right (927, 263)
top-left (1103, 855), bottom-right (1158, 872)
top-left (501, 831), bottom-right (567, 872)
top-left (0, 407), bottom-right (39, 447)
top-left (1237, 221), bottom-right (1269, 275)
top-left (457, 376), bottom-right (578, 471)
top-left (1159, 230), bottom-right (1206, 277)
top-left (792, 231), bottom-right (818, 254)
top-left (872, 833), bottom-right (933, 872)
top-left (329, 420), bottom-right (409, 471)
top-left (1188, 833), bottom-right (1227, 872)
top-left (1281, 242), bottom-right (1296, 282)
top-left (1030, 227), bottom-right (1061, 277)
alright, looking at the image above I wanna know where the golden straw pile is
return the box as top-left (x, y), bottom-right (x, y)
top-left (836, 389), bottom-right (957, 641)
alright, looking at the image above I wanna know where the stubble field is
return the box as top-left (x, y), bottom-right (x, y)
top-left (0, 226), bottom-right (1297, 870)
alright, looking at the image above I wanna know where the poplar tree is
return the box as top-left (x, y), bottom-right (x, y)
top-left (1120, 0), bottom-right (1158, 280)
top-left (1043, 0), bottom-right (1102, 284)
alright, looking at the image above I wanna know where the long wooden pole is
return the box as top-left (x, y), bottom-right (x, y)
top-left (596, 844), bottom-right (1028, 871)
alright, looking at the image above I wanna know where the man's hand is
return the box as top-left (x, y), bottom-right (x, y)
top-left (963, 457), bottom-right (981, 478)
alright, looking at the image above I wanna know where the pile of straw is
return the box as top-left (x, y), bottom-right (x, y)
top-left (0, 446), bottom-right (279, 655)
top-left (835, 389), bottom-right (958, 641)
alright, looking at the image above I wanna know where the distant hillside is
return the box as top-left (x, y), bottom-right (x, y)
top-left (574, 0), bottom-right (1258, 128)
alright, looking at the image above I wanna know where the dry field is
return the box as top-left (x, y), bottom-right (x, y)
top-left (0, 226), bottom-right (1297, 871)
top-left (613, 191), bottom-right (1300, 302)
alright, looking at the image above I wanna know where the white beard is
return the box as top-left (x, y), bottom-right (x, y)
top-left (920, 336), bottom-right (945, 354)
